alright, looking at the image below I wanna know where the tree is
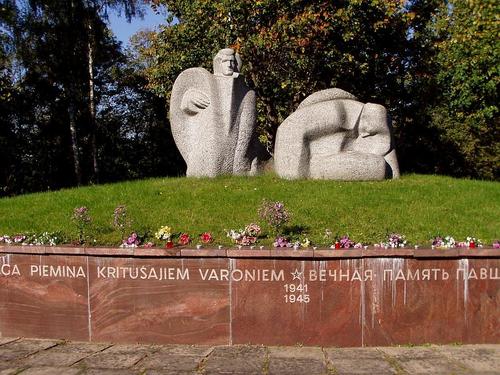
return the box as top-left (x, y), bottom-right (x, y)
top-left (145, 0), bottom-right (441, 158)
top-left (95, 34), bottom-right (185, 182)
top-left (0, 0), bottom-right (183, 196)
top-left (0, 0), bottom-right (17, 195)
top-left (0, 0), bottom-right (123, 192)
top-left (428, 0), bottom-right (499, 179)
top-left (82, 0), bottom-right (143, 183)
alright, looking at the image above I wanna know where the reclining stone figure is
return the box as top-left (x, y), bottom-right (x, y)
top-left (274, 88), bottom-right (400, 180)
top-left (170, 48), bottom-right (268, 177)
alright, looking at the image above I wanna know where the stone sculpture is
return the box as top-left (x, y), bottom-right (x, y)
top-left (274, 88), bottom-right (400, 180)
top-left (170, 48), bottom-right (268, 177)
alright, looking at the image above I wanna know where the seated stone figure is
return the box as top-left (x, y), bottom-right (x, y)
top-left (274, 88), bottom-right (399, 180)
top-left (170, 48), bottom-right (268, 177)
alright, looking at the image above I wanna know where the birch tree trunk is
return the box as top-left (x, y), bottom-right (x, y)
top-left (68, 0), bottom-right (82, 185)
top-left (68, 101), bottom-right (82, 185)
top-left (87, 16), bottom-right (99, 183)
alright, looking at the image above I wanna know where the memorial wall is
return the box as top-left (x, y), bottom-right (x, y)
top-left (1, 246), bottom-right (498, 347)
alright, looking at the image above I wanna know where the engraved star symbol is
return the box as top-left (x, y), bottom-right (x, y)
top-left (291, 269), bottom-right (302, 280)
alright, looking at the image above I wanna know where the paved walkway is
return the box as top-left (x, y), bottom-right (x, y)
top-left (0, 338), bottom-right (499, 374)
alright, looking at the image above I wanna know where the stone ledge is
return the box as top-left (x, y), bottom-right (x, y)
top-left (0, 245), bottom-right (498, 259)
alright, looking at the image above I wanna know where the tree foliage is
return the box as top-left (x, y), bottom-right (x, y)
top-left (0, 0), bottom-right (183, 196)
top-left (428, 0), bottom-right (499, 179)
top-left (1, 0), bottom-right (498, 198)
top-left (146, 0), bottom-right (440, 150)
top-left (145, 0), bottom-right (497, 179)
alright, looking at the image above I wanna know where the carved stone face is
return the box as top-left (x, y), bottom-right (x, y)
top-left (220, 55), bottom-right (236, 76)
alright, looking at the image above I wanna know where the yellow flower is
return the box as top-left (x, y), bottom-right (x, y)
top-left (155, 225), bottom-right (172, 240)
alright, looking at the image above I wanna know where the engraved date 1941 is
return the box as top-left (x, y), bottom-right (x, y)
top-left (284, 283), bottom-right (310, 303)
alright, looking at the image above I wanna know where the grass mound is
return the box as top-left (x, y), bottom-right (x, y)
top-left (0, 174), bottom-right (498, 247)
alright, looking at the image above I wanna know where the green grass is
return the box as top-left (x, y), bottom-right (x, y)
top-left (0, 174), bottom-right (498, 247)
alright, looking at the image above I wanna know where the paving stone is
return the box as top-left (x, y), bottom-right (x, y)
top-left (268, 346), bottom-right (324, 360)
top-left (77, 352), bottom-right (146, 369)
top-left (434, 344), bottom-right (500, 373)
top-left (0, 341), bottom-right (499, 375)
top-left (378, 347), bottom-right (469, 374)
top-left (269, 358), bottom-right (327, 375)
top-left (203, 345), bottom-right (267, 375)
top-left (137, 345), bottom-right (210, 369)
top-left (268, 347), bottom-right (326, 375)
top-left (326, 348), bottom-right (397, 375)
top-left (100, 344), bottom-right (156, 354)
top-left (74, 344), bottom-right (154, 369)
top-left (18, 350), bottom-right (93, 367)
top-left (138, 354), bottom-right (202, 372)
top-left (0, 362), bottom-right (19, 371)
top-left (78, 369), bottom-right (138, 375)
top-left (0, 367), bottom-right (27, 375)
top-left (17, 366), bottom-right (81, 375)
top-left (0, 338), bottom-right (18, 346)
top-left (50, 342), bottom-right (111, 355)
top-left (146, 345), bottom-right (213, 357)
top-left (13, 341), bottom-right (111, 368)
top-left (142, 371), bottom-right (192, 375)
top-left (141, 371), bottom-right (194, 375)
top-left (0, 339), bottom-right (60, 361)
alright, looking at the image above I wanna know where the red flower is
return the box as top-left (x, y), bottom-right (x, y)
top-left (200, 232), bottom-right (213, 244)
top-left (334, 242), bottom-right (341, 249)
top-left (469, 241), bottom-right (475, 248)
top-left (165, 241), bottom-right (174, 249)
top-left (178, 233), bottom-right (191, 246)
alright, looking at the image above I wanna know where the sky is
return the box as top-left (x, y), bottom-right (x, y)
top-left (107, 5), bottom-right (167, 46)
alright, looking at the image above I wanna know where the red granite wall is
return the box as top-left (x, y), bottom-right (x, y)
top-left (0, 246), bottom-right (498, 346)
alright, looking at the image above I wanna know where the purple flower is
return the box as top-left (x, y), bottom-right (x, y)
top-left (273, 236), bottom-right (292, 248)
top-left (432, 236), bottom-right (444, 247)
top-left (339, 235), bottom-right (355, 249)
top-left (121, 232), bottom-right (140, 248)
top-left (73, 207), bottom-right (91, 222)
top-left (386, 233), bottom-right (407, 248)
top-left (258, 199), bottom-right (291, 232)
top-left (126, 233), bottom-right (139, 245)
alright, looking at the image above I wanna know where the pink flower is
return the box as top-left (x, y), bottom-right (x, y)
top-left (240, 236), bottom-right (257, 246)
top-left (178, 233), bottom-right (191, 246)
top-left (120, 232), bottom-right (140, 248)
top-left (493, 241), bottom-right (500, 249)
top-left (245, 223), bottom-right (261, 237)
top-left (126, 232), bottom-right (139, 245)
top-left (143, 242), bottom-right (154, 248)
top-left (200, 232), bottom-right (213, 244)
top-left (273, 236), bottom-right (292, 248)
top-left (339, 235), bottom-right (354, 248)
top-left (13, 235), bottom-right (26, 243)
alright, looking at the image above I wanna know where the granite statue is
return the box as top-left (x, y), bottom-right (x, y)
top-left (170, 48), bottom-right (268, 177)
top-left (274, 88), bottom-right (400, 180)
